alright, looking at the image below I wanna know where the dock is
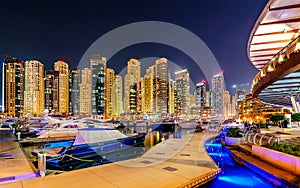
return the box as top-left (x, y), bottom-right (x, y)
top-left (0, 131), bottom-right (37, 184)
top-left (0, 132), bottom-right (220, 187)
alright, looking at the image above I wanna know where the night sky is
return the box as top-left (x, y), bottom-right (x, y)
top-left (0, 0), bottom-right (268, 97)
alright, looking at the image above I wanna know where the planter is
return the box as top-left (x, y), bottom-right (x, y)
top-left (225, 136), bottom-right (243, 145)
top-left (252, 145), bottom-right (300, 175)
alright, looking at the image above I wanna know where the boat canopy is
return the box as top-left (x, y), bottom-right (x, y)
top-left (73, 128), bottom-right (128, 146)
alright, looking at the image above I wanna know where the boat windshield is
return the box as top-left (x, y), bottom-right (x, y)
top-left (73, 128), bottom-right (128, 146)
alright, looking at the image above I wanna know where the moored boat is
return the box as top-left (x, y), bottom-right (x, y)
top-left (32, 128), bottom-right (146, 170)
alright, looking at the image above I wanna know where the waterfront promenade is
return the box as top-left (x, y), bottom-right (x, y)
top-left (0, 132), bottom-right (220, 188)
top-left (0, 131), bottom-right (37, 183)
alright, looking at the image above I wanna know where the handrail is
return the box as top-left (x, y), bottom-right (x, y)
top-left (253, 133), bottom-right (258, 144)
top-left (244, 131), bottom-right (280, 146)
top-left (268, 136), bottom-right (274, 144)
top-left (259, 135), bottom-right (265, 145)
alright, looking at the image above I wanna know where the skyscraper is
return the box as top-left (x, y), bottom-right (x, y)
top-left (129, 83), bottom-right (137, 112)
top-left (196, 80), bottom-right (206, 107)
top-left (24, 60), bottom-right (44, 116)
top-left (44, 70), bottom-right (58, 114)
top-left (142, 65), bottom-right (154, 114)
top-left (3, 56), bottom-right (24, 117)
top-left (211, 72), bottom-right (225, 117)
top-left (154, 58), bottom-right (169, 115)
top-left (54, 60), bottom-right (69, 115)
top-left (224, 90), bottom-right (231, 118)
top-left (205, 91), bottom-right (211, 107)
top-left (69, 68), bottom-right (80, 115)
top-left (169, 79), bottom-right (175, 114)
top-left (124, 58), bottom-right (141, 113)
top-left (80, 68), bottom-right (91, 116)
top-left (189, 93), bottom-right (196, 108)
top-left (175, 69), bottom-right (190, 115)
top-left (105, 68), bottom-right (115, 118)
top-left (112, 75), bottom-right (122, 116)
top-left (174, 88), bottom-right (181, 115)
top-left (90, 55), bottom-right (106, 117)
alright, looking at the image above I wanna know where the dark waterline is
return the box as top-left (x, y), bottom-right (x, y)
top-left (203, 136), bottom-right (275, 188)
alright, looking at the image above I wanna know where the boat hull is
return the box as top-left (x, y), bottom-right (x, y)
top-left (33, 133), bottom-right (146, 170)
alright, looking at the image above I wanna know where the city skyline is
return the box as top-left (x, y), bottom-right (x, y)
top-left (0, 1), bottom-right (300, 188)
top-left (2, 55), bottom-right (239, 118)
top-left (0, 0), bottom-right (268, 97)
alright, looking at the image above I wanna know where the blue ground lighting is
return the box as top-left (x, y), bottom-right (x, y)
top-left (203, 137), bottom-right (275, 188)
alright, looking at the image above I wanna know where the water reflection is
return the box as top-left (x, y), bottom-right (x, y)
top-left (203, 136), bottom-right (275, 188)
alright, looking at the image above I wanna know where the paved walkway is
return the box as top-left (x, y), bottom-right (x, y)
top-left (0, 131), bottom-right (37, 184)
top-left (0, 132), bottom-right (220, 188)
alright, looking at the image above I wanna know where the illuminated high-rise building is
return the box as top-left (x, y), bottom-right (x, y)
top-left (169, 79), bottom-right (175, 114)
top-left (129, 83), bottom-right (137, 112)
top-left (154, 58), bottom-right (169, 115)
top-left (175, 69), bottom-right (190, 115)
top-left (196, 80), bottom-right (206, 107)
top-left (189, 93), bottom-right (199, 116)
top-left (211, 72), bottom-right (225, 117)
top-left (124, 74), bottom-right (133, 113)
top-left (205, 91), bottom-right (210, 107)
top-left (44, 70), bottom-right (59, 114)
top-left (105, 68), bottom-right (115, 118)
top-left (112, 75), bottom-right (122, 116)
top-left (69, 68), bottom-right (80, 115)
top-left (190, 93), bottom-right (196, 108)
top-left (140, 77), bottom-right (146, 114)
top-left (80, 68), bottom-right (91, 116)
top-left (54, 60), bottom-right (69, 115)
top-left (3, 56), bottom-right (24, 117)
top-left (142, 65), bottom-right (154, 114)
top-left (124, 58), bottom-right (141, 113)
top-left (232, 89), bottom-right (247, 116)
top-left (224, 90), bottom-right (231, 118)
top-left (24, 60), bottom-right (44, 116)
top-left (90, 55), bottom-right (106, 117)
top-left (174, 89), bottom-right (181, 114)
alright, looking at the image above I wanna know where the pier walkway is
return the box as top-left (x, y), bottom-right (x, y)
top-left (0, 132), bottom-right (220, 188)
top-left (0, 131), bottom-right (37, 184)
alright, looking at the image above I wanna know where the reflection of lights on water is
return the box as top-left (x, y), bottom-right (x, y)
top-left (205, 143), bottom-right (222, 147)
top-left (206, 138), bottom-right (275, 188)
top-left (218, 176), bottom-right (254, 186)
top-left (207, 153), bottom-right (227, 157)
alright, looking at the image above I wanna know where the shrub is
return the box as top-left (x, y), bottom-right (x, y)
top-left (226, 127), bottom-right (243, 138)
top-left (266, 142), bottom-right (300, 157)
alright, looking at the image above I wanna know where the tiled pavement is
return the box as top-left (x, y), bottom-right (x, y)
top-left (0, 131), bottom-right (37, 184)
top-left (0, 132), bottom-right (220, 188)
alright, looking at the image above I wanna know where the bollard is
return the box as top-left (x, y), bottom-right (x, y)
top-left (16, 132), bottom-right (21, 141)
top-left (38, 152), bottom-right (46, 177)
